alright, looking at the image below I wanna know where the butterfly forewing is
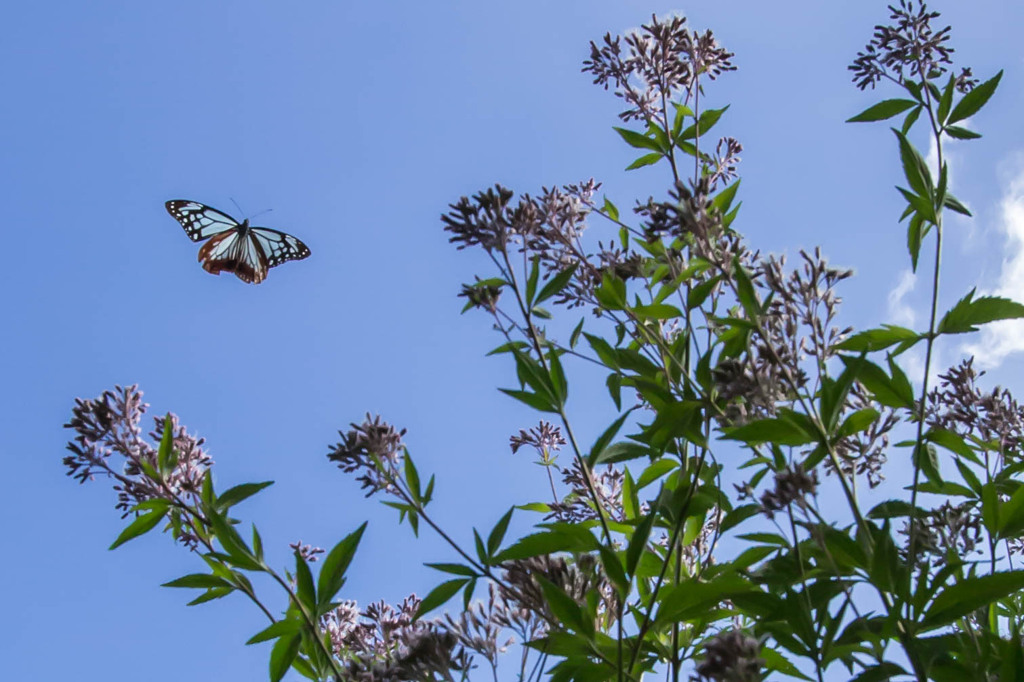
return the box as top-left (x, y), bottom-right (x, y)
top-left (251, 227), bottom-right (311, 267)
top-left (165, 199), bottom-right (311, 284)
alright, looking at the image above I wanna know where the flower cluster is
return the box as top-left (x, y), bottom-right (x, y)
top-left (499, 554), bottom-right (619, 632)
top-left (509, 420), bottom-right (566, 456)
top-left (549, 462), bottom-right (627, 524)
top-left (322, 596), bottom-right (473, 682)
top-left (925, 358), bottom-right (1024, 461)
top-left (692, 629), bottom-right (764, 682)
top-left (760, 464), bottom-right (819, 519)
top-left (64, 385), bottom-right (212, 522)
top-left (849, 0), bottom-right (975, 92)
top-left (327, 415), bottom-right (407, 496)
top-left (583, 14), bottom-right (735, 124)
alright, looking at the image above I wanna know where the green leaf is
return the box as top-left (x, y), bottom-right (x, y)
top-left (625, 152), bottom-right (664, 170)
top-left (632, 303), bottom-right (682, 320)
top-left (217, 481), bottom-right (274, 511)
top-left (937, 289), bottom-right (1024, 334)
top-left (109, 508), bottom-right (167, 549)
top-left (157, 415), bottom-right (174, 471)
top-left (947, 70), bottom-right (1002, 124)
top-left (537, 576), bottom-right (590, 634)
top-left (487, 508), bottom-right (514, 556)
top-left (723, 417), bottom-right (816, 447)
top-left (893, 129), bottom-right (932, 198)
top-left (163, 573), bottom-right (233, 589)
top-left (535, 265), bottom-right (578, 305)
top-left (416, 579), bottom-right (468, 617)
top-left (593, 441), bottom-right (649, 465)
top-left (598, 545), bottom-right (629, 596)
top-left (587, 410), bottom-right (634, 466)
top-left (625, 511), bottom-right (655, 575)
top-left (269, 632), bottom-right (302, 682)
top-left (614, 127), bottom-right (664, 152)
top-left (654, 573), bottom-right (754, 625)
top-left (922, 570), bottom-right (1024, 631)
top-left (317, 523), bottom-right (366, 609)
top-left (732, 259), bottom-right (760, 319)
top-left (944, 193), bottom-right (972, 217)
top-left (678, 105), bottom-right (730, 140)
top-left (944, 125), bottom-right (981, 140)
top-left (569, 317), bottom-right (585, 349)
top-left (839, 355), bottom-right (914, 409)
top-left (836, 325), bottom-right (921, 353)
top-left (207, 510), bottom-right (262, 571)
top-left (247, 618), bottom-right (302, 645)
top-left (999, 485), bottom-right (1024, 539)
top-left (498, 388), bottom-right (557, 413)
top-left (867, 500), bottom-right (921, 520)
top-left (594, 270), bottom-right (627, 310)
top-left (294, 551), bottom-right (316, 611)
top-left (525, 257), bottom-right (540, 307)
top-left (847, 98), bottom-right (918, 122)
top-left (837, 408), bottom-right (881, 438)
top-left (937, 75), bottom-right (956, 124)
top-left (495, 526), bottom-right (600, 562)
top-left (601, 197), bottom-right (619, 222)
top-left (425, 563), bottom-right (478, 577)
top-left (850, 662), bottom-right (909, 682)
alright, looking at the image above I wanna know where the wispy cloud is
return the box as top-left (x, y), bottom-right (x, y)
top-left (962, 157), bottom-right (1024, 368)
top-left (888, 269), bottom-right (917, 328)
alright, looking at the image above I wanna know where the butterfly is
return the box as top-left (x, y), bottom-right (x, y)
top-left (165, 200), bottom-right (311, 284)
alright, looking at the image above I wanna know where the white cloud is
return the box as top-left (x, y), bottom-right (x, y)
top-left (962, 158), bottom-right (1024, 368)
top-left (887, 269), bottom-right (917, 328)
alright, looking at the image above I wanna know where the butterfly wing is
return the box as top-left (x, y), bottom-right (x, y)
top-left (165, 200), bottom-right (241, 242)
top-left (250, 227), bottom-right (311, 267)
top-left (197, 229), bottom-right (269, 284)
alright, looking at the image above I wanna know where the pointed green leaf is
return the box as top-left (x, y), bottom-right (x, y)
top-left (947, 70), bottom-right (1002, 124)
top-left (847, 98), bottom-right (918, 122)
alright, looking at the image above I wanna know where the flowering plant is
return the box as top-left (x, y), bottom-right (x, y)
top-left (66, 3), bottom-right (1024, 680)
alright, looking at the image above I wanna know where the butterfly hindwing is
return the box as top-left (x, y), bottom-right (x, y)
top-left (165, 200), bottom-right (242, 242)
top-left (165, 199), bottom-right (310, 283)
top-left (197, 229), bottom-right (268, 284)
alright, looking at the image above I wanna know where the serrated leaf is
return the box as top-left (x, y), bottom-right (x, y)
top-left (847, 98), bottom-right (918, 122)
top-left (836, 325), bottom-right (921, 352)
top-left (938, 289), bottom-right (1024, 334)
top-left (947, 70), bottom-right (1002, 124)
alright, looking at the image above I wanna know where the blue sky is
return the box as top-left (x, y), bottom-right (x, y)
top-left (3, 1), bottom-right (1024, 680)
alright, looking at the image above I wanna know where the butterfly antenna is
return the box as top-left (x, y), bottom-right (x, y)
top-left (250, 208), bottom-right (274, 220)
top-left (229, 197), bottom-right (246, 219)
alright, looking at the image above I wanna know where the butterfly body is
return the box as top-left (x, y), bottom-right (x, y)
top-left (165, 200), bottom-right (310, 284)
